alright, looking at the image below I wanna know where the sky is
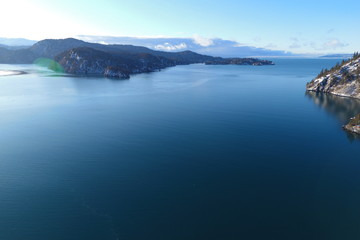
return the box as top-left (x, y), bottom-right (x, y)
top-left (1, 0), bottom-right (359, 54)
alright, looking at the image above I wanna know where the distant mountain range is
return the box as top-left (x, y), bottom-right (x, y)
top-left (0, 44), bottom-right (31, 50)
top-left (77, 35), bottom-right (295, 58)
top-left (0, 37), bottom-right (36, 47)
top-left (319, 54), bottom-right (353, 59)
top-left (0, 38), bottom-right (274, 78)
top-left (0, 36), bottom-right (296, 58)
top-left (0, 36), bottom-right (354, 59)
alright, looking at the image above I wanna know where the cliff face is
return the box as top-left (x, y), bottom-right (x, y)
top-left (306, 54), bottom-right (360, 99)
top-left (54, 47), bottom-right (177, 79)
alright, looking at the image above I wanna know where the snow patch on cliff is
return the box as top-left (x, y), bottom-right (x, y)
top-left (306, 54), bottom-right (360, 99)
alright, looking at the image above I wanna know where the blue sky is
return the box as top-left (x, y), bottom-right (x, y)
top-left (1, 0), bottom-right (359, 54)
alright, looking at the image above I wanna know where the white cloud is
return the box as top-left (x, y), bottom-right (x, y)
top-left (289, 37), bottom-right (302, 49)
top-left (154, 42), bottom-right (187, 51)
top-left (75, 35), bottom-right (293, 57)
top-left (234, 43), bottom-right (246, 47)
top-left (97, 41), bottom-right (109, 45)
top-left (252, 37), bottom-right (262, 42)
top-left (264, 43), bottom-right (277, 49)
top-left (289, 43), bottom-right (301, 49)
top-left (192, 35), bottom-right (214, 47)
top-left (323, 39), bottom-right (348, 49)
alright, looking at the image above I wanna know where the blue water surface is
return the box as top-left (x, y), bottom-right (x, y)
top-left (0, 59), bottom-right (359, 240)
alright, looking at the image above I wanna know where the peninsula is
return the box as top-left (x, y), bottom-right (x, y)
top-left (0, 38), bottom-right (274, 79)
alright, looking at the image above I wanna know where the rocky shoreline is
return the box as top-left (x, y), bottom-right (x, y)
top-left (343, 114), bottom-right (360, 135)
top-left (306, 53), bottom-right (360, 134)
top-left (306, 53), bottom-right (360, 135)
top-left (205, 58), bottom-right (274, 66)
top-left (306, 53), bottom-right (360, 99)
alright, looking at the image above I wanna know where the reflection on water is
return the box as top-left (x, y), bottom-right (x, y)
top-left (306, 91), bottom-right (360, 141)
top-left (0, 70), bottom-right (27, 76)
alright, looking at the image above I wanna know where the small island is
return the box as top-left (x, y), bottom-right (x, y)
top-left (344, 114), bottom-right (360, 135)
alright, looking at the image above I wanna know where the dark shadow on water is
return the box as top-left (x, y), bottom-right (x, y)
top-left (306, 91), bottom-right (360, 142)
top-left (344, 131), bottom-right (360, 142)
top-left (45, 73), bottom-right (131, 81)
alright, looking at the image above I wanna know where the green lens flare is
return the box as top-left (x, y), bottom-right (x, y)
top-left (34, 58), bottom-right (64, 73)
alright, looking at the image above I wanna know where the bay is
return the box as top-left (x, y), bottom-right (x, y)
top-left (0, 59), bottom-right (359, 240)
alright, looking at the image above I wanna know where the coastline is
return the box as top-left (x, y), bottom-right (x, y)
top-left (306, 89), bottom-right (360, 100)
top-left (343, 113), bottom-right (360, 135)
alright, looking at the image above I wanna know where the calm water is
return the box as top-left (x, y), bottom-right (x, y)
top-left (0, 59), bottom-right (359, 240)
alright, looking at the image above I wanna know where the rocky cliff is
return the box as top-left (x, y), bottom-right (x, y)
top-left (306, 53), bottom-right (360, 98)
top-left (307, 53), bottom-right (360, 135)
top-left (55, 47), bottom-right (177, 79)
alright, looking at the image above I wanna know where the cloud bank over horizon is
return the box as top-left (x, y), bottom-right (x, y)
top-left (77, 35), bottom-right (294, 57)
top-left (0, 34), bottom-right (353, 58)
